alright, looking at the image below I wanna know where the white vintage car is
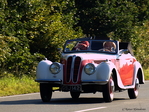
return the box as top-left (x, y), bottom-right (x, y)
top-left (35, 38), bottom-right (145, 102)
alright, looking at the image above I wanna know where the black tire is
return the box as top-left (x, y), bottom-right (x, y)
top-left (102, 76), bottom-right (114, 102)
top-left (70, 91), bottom-right (80, 99)
top-left (40, 83), bottom-right (52, 102)
top-left (128, 78), bottom-right (139, 99)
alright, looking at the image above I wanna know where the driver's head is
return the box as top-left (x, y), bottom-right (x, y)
top-left (76, 41), bottom-right (89, 50)
top-left (81, 41), bottom-right (89, 46)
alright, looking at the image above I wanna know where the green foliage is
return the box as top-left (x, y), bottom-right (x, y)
top-left (0, 0), bottom-right (149, 76)
top-left (75, 0), bottom-right (149, 69)
top-left (27, 0), bottom-right (83, 61)
top-left (130, 21), bottom-right (149, 68)
top-left (0, 0), bottom-right (82, 76)
top-left (75, 0), bottom-right (149, 41)
top-left (134, 0), bottom-right (149, 21)
top-left (0, 35), bottom-right (44, 76)
top-left (75, 0), bottom-right (138, 39)
top-left (0, 35), bottom-right (17, 66)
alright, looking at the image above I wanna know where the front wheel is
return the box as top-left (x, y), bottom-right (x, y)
top-left (40, 83), bottom-right (52, 102)
top-left (128, 78), bottom-right (139, 99)
top-left (102, 76), bottom-right (115, 102)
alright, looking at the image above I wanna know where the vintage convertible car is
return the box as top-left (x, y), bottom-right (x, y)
top-left (35, 38), bottom-right (145, 102)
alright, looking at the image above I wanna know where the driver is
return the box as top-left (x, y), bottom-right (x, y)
top-left (75, 41), bottom-right (89, 50)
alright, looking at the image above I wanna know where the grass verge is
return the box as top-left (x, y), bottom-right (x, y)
top-left (0, 75), bottom-right (39, 97)
top-left (144, 68), bottom-right (149, 80)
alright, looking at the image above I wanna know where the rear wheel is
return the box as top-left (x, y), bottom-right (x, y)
top-left (40, 83), bottom-right (52, 102)
top-left (70, 91), bottom-right (80, 99)
top-left (102, 75), bottom-right (114, 102)
top-left (128, 78), bottom-right (139, 99)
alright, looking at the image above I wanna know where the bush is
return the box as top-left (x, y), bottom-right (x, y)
top-left (0, 0), bottom-right (83, 76)
top-left (130, 21), bottom-right (149, 69)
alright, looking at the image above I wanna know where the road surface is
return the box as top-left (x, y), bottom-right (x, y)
top-left (0, 81), bottom-right (149, 112)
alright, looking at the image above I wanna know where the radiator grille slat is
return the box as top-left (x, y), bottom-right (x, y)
top-left (66, 57), bottom-right (72, 82)
top-left (66, 56), bottom-right (81, 83)
top-left (73, 57), bottom-right (81, 82)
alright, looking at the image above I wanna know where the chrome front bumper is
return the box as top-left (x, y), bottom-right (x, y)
top-left (35, 79), bottom-right (108, 85)
top-left (81, 79), bottom-right (108, 85)
top-left (35, 79), bottom-right (62, 84)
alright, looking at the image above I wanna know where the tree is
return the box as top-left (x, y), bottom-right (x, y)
top-left (131, 21), bottom-right (149, 68)
top-left (0, 0), bottom-right (82, 75)
top-left (0, 35), bottom-right (16, 68)
top-left (75, 0), bottom-right (149, 68)
top-left (75, 0), bottom-right (149, 41)
top-left (26, 0), bottom-right (83, 61)
top-left (133, 0), bottom-right (149, 22)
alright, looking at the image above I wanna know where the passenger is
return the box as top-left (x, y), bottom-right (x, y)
top-left (75, 41), bottom-right (89, 50)
top-left (99, 41), bottom-right (116, 52)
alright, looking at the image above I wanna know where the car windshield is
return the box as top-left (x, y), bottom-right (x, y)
top-left (64, 40), bottom-right (117, 54)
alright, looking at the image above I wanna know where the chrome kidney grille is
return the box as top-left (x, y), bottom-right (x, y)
top-left (66, 56), bottom-right (81, 83)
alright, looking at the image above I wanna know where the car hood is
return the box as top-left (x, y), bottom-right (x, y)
top-left (61, 52), bottom-right (117, 61)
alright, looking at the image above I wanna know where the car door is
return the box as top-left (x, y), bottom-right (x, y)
top-left (116, 51), bottom-right (135, 86)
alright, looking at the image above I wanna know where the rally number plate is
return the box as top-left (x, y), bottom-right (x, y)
top-left (62, 85), bottom-right (82, 91)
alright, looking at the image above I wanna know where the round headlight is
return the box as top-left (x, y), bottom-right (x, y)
top-left (84, 63), bottom-right (95, 75)
top-left (49, 62), bottom-right (61, 74)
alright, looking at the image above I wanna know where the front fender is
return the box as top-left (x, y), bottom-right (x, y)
top-left (36, 60), bottom-right (63, 82)
top-left (133, 61), bottom-right (145, 84)
top-left (81, 61), bottom-right (116, 85)
top-left (36, 60), bottom-right (52, 79)
top-left (96, 61), bottom-right (130, 89)
top-left (96, 61), bottom-right (115, 82)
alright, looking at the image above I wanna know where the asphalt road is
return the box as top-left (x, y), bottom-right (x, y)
top-left (0, 81), bottom-right (149, 112)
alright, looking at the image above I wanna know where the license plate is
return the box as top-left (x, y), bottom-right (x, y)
top-left (62, 85), bottom-right (82, 91)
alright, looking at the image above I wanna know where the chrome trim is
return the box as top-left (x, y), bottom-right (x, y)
top-left (81, 80), bottom-right (108, 85)
top-left (69, 55), bottom-right (76, 83)
top-left (72, 56), bottom-right (81, 83)
top-left (84, 63), bottom-right (96, 75)
top-left (49, 62), bottom-right (61, 74)
top-left (67, 55), bottom-right (81, 83)
top-left (35, 79), bottom-right (62, 84)
top-left (66, 56), bottom-right (72, 83)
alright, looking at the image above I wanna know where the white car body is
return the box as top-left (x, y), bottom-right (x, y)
top-left (35, 39), bottom-right (144, 102)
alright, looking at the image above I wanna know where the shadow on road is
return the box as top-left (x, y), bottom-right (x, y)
top-left (0, 97), bottom-right (128, 105)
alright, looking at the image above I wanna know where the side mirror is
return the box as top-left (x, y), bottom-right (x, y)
top-left (123, 49), bottom-right (129, 54)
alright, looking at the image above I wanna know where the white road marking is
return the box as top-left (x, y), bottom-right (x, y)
top-left (74, 107), bottom-right (107, 112)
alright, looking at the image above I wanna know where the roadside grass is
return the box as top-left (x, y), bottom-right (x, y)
top-left (0, 75), bottom-right (39, 97)
top-left (0, 68), bottom-right (149, 97)
top-left (144, 68), bottom-right (149, 80)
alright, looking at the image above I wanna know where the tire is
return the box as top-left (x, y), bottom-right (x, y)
top-left (102, 76), bottom-right (114, 102)
top-left (40, 83), bottom-right (52, 102)
top-left (128, 78), bottom-right (139, 99)
top-left (70, 91), bottom-right (80, 99)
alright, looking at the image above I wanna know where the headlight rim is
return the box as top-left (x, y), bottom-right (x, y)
top-left (84, 63), bottom-right (96, 75)
top-left (49, 62), bottom-right (61, 74)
